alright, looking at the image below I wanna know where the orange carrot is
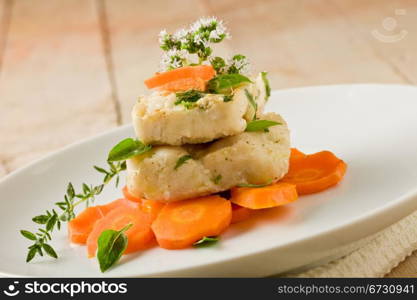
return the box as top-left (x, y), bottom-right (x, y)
top-left (231, 182), bottom-right (298, 209)
top-left (151, 195), bottom-right (232, 249)
top-left (68, 198), bottom-right (138, 244)
top-left (141, 199), bottom-right (165, 220)
top-left (144, 65), bottom-right (215, 91)
top-left (68, 207), bottom-right (104, 244)
top-left (290, 148), bottom-right (306, 161)
top-left (87, 206), bottom-right (155, 257)
top-left (158, 77), bottom-right (206, 92)
top-left (281, 150), bottom-right (347, 195)
top-left (122, 186), bottom-right (141, 203)
top-left (231, 203), bottom-right (253, 224)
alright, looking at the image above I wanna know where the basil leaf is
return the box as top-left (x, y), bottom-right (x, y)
top-left (174, 155), bottom-right (192, 170)
top-left (244, 89), bottom-right (257, 120)
top-left (207, 74), bottom-right (252, 94)
top-left (237, 179), bottom-right (273, 188)
top-left (97, 224), bottom-right (132, 272)
top-left (193, 236), bottom-right (219, 247)
top-left (261, 71), bottom-right (271, 100)
top-left (107, 138), bottom-right (152, 162)
top-left (245, 120), bottom-right (281, 132)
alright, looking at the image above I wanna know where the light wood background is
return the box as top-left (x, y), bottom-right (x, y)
top-left (0, 0), bottom-right (416, 277)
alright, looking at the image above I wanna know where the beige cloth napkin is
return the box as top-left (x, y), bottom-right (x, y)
top-left (287, 210), bottom-right (417, 277)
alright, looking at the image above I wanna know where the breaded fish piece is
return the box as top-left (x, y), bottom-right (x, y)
top-left (126, 112), bottom-right (290, 202)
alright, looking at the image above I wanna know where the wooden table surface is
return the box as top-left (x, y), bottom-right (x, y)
top-left (0, 0), bottom-right (416, 277)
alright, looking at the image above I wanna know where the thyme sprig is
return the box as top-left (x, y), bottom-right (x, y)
top-left (20, 161), bottom-right (126, 263)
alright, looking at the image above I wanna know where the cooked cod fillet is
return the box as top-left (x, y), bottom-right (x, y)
top-left (132, 73), bottom-right (268, 146)
top-left (126, 112), bottom-right (290, 202)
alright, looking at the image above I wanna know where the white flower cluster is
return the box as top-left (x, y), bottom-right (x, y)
top-left (158, 17), bottom-right (231, 71)
top-left (159, 49), bottom-right (188, 71)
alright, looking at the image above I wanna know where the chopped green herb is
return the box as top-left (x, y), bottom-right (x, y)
top-left (108, 138), bottom-right (152, 162)
top-left (223, 95), bottom-right (233, 102)
top-left (237, 179), bottom-right (273, 188)
top-left (193, 236), bottom-right (219, 247)
top-left (261, 71), bottom-right (271, 100)
top-left (175, 90), bottom-right (204, 109)
top-left (245, 120), bottom-right (281, 132)
top-left (207, 74), bottom-right (252, 94)
top-left (244, 89), bottom-right (257, 120)
top-left (174, 155), bottom-right (193, 170)
top-left (213, 174), bottom-right (222, 184)
top-left (97, 223), bottom-right (132, 272)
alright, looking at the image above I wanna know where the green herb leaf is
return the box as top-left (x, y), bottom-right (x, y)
top-left (174, 155), bottom-right (193, 170)
top-left (20, 230), bottom-right (37, 241)
top-left (237, 179), bottom-right (273, 188)
top-left (244, 89), bottom-right (257, 120)
top-left (193, 236), bottom-right (219, 247)
top-left (32, 215), bottom-right (49, 224)
top-left (207, 74), bottom-right (252, 94)
top-left (97, 224), bottom-right (132, 272)
top-left (107, 138), bottom-right (152, 162)
top-left (26, 247), bottom-right (38, 262)
top-left (175, 90), bottom-right (204, 109)
top-left (42, 244), bottom-right (58, 259)
top-left (261, 71), bottom-right (271, 100)
top-left (245, 120), bottom-right (281, 132)
top-left (210, 56), bottom-right (226, 74)
top-left (223, 95), bottom-right (233, 102)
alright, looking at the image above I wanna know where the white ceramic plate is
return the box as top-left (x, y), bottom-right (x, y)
top-left (1, 84), bottom-right (417, 277)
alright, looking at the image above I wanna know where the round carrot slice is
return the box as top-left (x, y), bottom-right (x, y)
top-left (144, 65), bottom-right (215, 91)
top-left (87, 206), bottom-right (155, 257)
top-left (151, 195), bottom-right (232, 249)
top-left (281, 150), bottom-right (347, 195)
top-left (231, 203), bottom-right (253, 224)
top-left (231, 182), bottom-right (298, 209)
top-left (68, 198), bottom-right (138, 244)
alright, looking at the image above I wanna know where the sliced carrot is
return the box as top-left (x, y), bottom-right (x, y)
top-left (122, 186), bottom-right (142, 203)
top-left (151, 195), bottom-right (232, 249)
top-left (158, 77), bottom-right (206, 92)
top-left (281, 150), bottom-right (347, 195)
top-left (231, 203), bottom-right (253, 224)
top-left (231, 182), bottom-right (298, 209)
top-left (144, 65), bottom-right (215, 91)
top-left (290, 148), bottom-right (306, 161)
top-left (68, 206), bottom-right (104, 244)
top-left (141, 199), bottom-right (165, 220)
top-left (87, 206), bottom-right (155, 257)
top-left (68, 198), bottom-right (138, 244)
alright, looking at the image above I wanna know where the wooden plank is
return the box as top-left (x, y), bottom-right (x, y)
top-left (0, 0), bottom-right (116, 171)
top-left (204, 0), bottom-right (408, 90)
top-left (104, 0), bottom-right (231, 123)
top-left (329, 0), bottom-right (417, 84)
